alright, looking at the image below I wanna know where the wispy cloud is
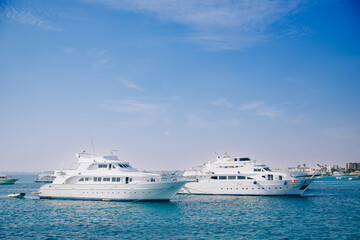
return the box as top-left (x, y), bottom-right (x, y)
top-left (211, 98), bottom-right (233, 108)
top-left (239, 101), bottom-right (264, 110)
top-left (83, 0), bottom-right (306, 49)
top-left (99, 100), bottom-right (160, 114)
top-left (239, 101), bottom-right (282, 119)
top-left (119, 79), bottom-right (143, 91)
top-left (88, 48), bottom-right (116, 70)
top-left (0, 1), bottom-right (59, 30)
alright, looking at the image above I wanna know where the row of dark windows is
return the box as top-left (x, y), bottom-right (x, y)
top-left (218, 166), bottom-right (271, 172)
top-left (220, 186), bottom-right (286, 190)
top-left (234, 158), bottom-right (251, 162)
top-left (98, 164), bottom-right (131, 169)
top-left (210, 176), bottom-right (253, 180)
top-left (79, 177), bottom-right (132, 183)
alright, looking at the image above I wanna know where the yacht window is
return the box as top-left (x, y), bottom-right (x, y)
top-left (267, 175), bottom-right (273, 180)
top-left (247, 177), bottom-right (253, 179)
top-left (234, 158), bottom-right (238, 161)
top-left (262, 175), bottom-right (266, 178)
top-left (111, 177), bottom-right (121, 182)
top-left (230, 166), bottom-right (234, 168)
top-left (224, 166), bottom-right (228, 168)
top-left (254, 169), bottom-right (261, 172)
top-left (151, 178), bottom-right (155, 182)
top-left (264, 168), bottom-right (272, 171)
top-left (237, 176), bottom-right (246, 180)
top-left (210, 176), bottom-right (218, 180)
top-left (219, 176), bottom-right (227, 180)
top-left (79, 178), bottom-right (84, 181)
top-left (239, 158), bottom-right (250, 161)
top-left (103, 178), bottom-right (110, 181)
top-left (279, 175), bottom-right (283, 180)
top-left (119, 164), bottom-right (124, 168)
top-left (129, 178), bottom-right (132, 182)
top-left (85, 177), bottom-right (90, 181)
top-left (94, 177), bottom-right (101, 182)
top-left (98, 164), bottom-right (107, 168)
top-left (228, 176), bottom-right (236, 180)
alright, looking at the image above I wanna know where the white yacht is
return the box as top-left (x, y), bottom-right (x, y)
top-left (0, 175), bottom-right (18, 184)
top-left (179, 155), bottom-right (315, 196)
top-left (36, 152), bottom-right (187, 201)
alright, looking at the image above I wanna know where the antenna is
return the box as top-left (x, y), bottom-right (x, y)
top-left (88, 130), bottom-right (95, 154)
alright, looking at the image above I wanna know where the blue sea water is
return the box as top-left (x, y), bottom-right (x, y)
top-left (0, 175), bottom-right (359, 239)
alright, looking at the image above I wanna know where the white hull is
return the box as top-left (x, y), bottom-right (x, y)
top-left (38, 181), bottom-right (187, 201)
top-left (179, 179), bottom-right (314, 196)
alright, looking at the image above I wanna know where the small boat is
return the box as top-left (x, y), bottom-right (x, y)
top-left (348, 176), bottom-right (360, 180)
top-left (8, 193), bottom-right (26, 198)
top-left (34, 171), bottom-right (56, 183)
top-left (0, 175), bottom-right (19, 184)
top-left (336, 176), bottom-right (346, 180)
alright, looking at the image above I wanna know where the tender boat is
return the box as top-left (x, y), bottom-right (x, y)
top-left (8, 193), bottom-right (26, 198)
top-left (36, 152), bottom-right (188, 201)
top-left (34, 171), bottom-right (56, 183)
top-left (0, 175), bottom-right (19, 184)
top-left (179, 155), bottom-right (315, 196)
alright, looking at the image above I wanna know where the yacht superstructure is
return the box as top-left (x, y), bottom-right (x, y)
top-left (37, 152), bottom-right (187, 201)
top-left (179, 155), bottom-right (315, 196)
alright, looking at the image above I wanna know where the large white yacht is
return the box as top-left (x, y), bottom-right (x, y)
top-left (179, 155), bottom-right (315, 196)
top-left (36, 152), bottom-right (187, 201)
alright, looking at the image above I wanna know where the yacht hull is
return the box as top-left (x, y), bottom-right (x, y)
top-left (0, 179), bottom-right (18, 184)
top-left (179, 179), bottom-right (314, 196)
top-left (38, 181), bottom-right (187, 201)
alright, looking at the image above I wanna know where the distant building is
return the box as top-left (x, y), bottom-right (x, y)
top-left (345, 162), bottom-right (360, 170)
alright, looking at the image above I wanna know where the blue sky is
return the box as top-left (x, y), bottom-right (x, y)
top-left (0, 0), bottom-right (359, 172)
